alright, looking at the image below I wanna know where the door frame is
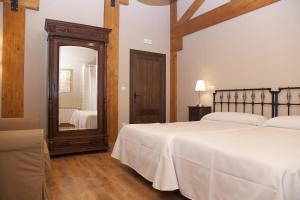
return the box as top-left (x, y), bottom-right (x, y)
top-left (129, 49), bottom-right (166, 124)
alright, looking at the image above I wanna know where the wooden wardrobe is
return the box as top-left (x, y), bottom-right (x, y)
top-left (45, 19), bottom-right (110, 156)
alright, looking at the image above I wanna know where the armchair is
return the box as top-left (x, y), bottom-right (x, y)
top-left (0, 118), bottom-right (50, 200)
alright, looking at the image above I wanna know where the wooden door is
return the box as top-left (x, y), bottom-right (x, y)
top-left (130, 50), bottom-right (166, 124)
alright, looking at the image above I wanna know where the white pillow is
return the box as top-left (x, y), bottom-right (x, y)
top-left (263, 116), bottom-right (300, 130)
top-left (202, 112), bottom-right (268, 126)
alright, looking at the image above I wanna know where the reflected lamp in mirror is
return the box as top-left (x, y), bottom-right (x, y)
top-left (195, 80), bottom-right (206, 107)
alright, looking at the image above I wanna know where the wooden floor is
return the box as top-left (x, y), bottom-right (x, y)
top-left (47, 150), bottom-right (188, 200)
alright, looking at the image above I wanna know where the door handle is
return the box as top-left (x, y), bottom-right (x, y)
top-left (134, 92), bottom-right (141, 103)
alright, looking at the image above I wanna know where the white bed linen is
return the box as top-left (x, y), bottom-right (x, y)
top-left (111, 120), bottom-right (257, 190)
top-left (203, 112), bottom-right (268, 126)
top-left (70, 110), bottom-right (97, 129)
top-left (263, 116), bottom-right (300, 130)
top-left (172, 127), bottom-right (300, 200)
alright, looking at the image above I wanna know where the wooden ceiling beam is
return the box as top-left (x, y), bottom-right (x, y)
top-left (1, 0), bottom-right (25, 117)
top-left (173, 0), bottom-right (280, 37)
top-left (104, 0), bottom-right (129, 142)
top-left (177, 0), bottom-right (205, 25)
top-left (119, 0), bottom-right (129, 5)
top-left (170, 0), bottom-right (178, 122)
top-left (170, 37), bottom-right (182, 52)
top-left (0, 0), bottom-right (40, 11)
top-left (105, 0), bottom-right (119, 143)
top-left (1, 0), bottom-right (40, 117)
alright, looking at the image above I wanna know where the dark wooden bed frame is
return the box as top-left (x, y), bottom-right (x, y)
top-left (213, 87), bottom-right (300, 117)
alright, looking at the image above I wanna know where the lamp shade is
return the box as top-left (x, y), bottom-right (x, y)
top-left (195, 80), bottom-right (206, 91)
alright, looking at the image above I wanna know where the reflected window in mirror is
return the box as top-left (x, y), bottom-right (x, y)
top-left (58, 46), bottom-right (98, 132)
top-left (59, 69), bottom-right (73, 93)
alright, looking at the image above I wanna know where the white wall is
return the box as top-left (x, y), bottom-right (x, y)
top-left (5, 0), bottom-right (295, 128)
top-left (177, 0), bottom-right (300, 121)
top-left (0, 0), bottom-right (170, 133)
top-left (119, 0), bottom-right (170, 129)
top-left (0, 0), bottom-right (103, 128)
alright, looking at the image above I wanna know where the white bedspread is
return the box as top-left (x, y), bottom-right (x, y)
top-left (111, 120), bottom-right (256, 190)
top-left (172, 127), bottom-right (300, 200)
top-left (70, 110), bottom-right (97, 129)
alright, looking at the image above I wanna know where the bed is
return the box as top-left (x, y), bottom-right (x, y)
top-left (112, 87), bottom-right (300, 200)
top-left (171, 119), bottom-right (300, 200)
top-left (69, 110), bottom-right (97, 129)
top-left (112, 117), bottom-right (266, 190)
top-left (170, 87), bottom-right (300, 200)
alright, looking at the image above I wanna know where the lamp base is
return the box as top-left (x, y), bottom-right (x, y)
top-left (196, 91), bottom-right (203, 107)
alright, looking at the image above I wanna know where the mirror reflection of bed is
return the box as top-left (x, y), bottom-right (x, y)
top-left (58, 46), bottom-right (98, 131)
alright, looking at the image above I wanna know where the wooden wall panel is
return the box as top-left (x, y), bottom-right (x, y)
top-left (170, 51), bottom-right (177, 122)
top-left (170, 0), bottom-right (178, 122)
top-left (177, 0), bottom-right (204, 25)
top-left (1, 0), bottom-right (25, 118)
top-left (104, 0), bottom-right (120, 142)
top-left (0, 0), bottom-right (40, 10)
top-left (119, 0), bottom-right (129, 5)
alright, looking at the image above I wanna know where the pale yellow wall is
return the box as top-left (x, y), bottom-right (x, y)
top-left (119, 0), bottom-right (170, 129)
top-left (0, 0), bottom-right (170, 132)
top-left (177, 0), bottom-right (300, 121)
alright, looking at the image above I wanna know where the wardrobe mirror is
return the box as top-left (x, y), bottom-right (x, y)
top-left (58, 46), bottom-right (98, 131)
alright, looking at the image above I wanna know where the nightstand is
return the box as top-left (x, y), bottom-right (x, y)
top-left (188, 106), bottom-right (212, 121)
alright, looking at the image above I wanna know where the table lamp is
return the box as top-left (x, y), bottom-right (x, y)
top-left (195, 80), bottom-right (206, 107)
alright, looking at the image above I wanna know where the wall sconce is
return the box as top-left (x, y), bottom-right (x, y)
top-left (195, 80), bottom-right (206, 107)
top-left (11, 0), bottom-right (19, 12)
top-left (111, 0), bottom-right (116, 7)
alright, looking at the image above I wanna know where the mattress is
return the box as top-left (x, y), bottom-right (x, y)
top-left (111, 120), bottom-right (257, 190)
top-left (171, 127), bottom-right (300, 200)
top-left (70, 110), bottom-right (97, 129)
